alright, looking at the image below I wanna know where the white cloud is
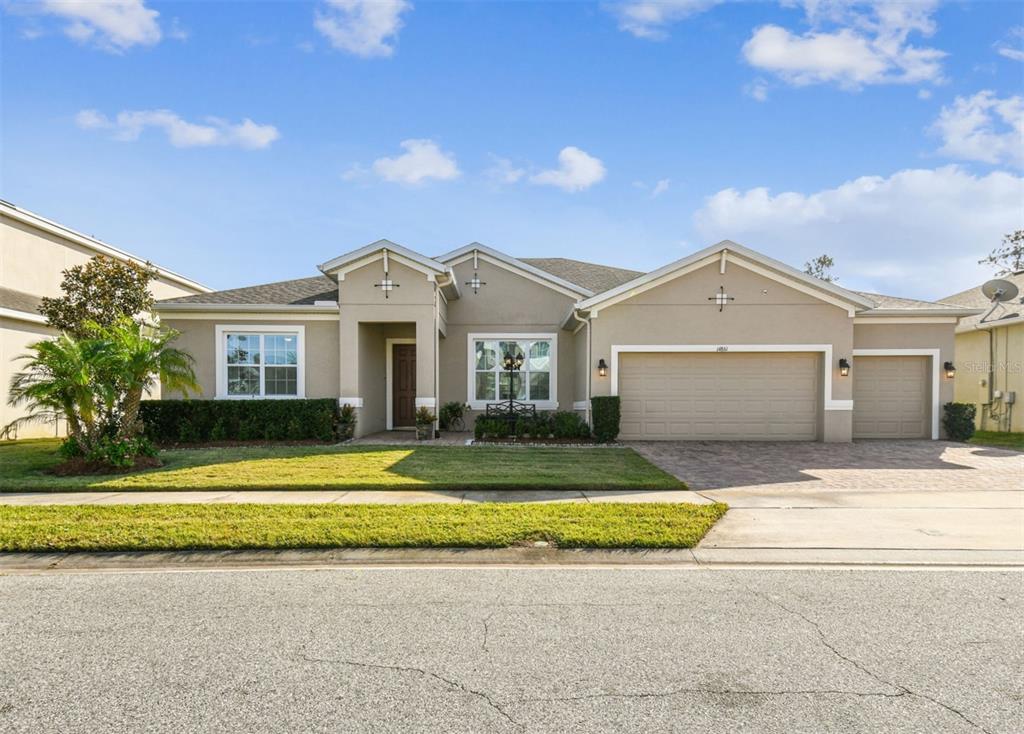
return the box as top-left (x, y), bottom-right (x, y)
top-left (607, 0), bottom-right (723, 40)
top-left (371, 139), bottom-right (460, 184)
top-left (530, 147), bottom-right (606, 192)
top-left (742, 1), bottom-right (945, 90)
top-left (693, 165), bottom-right (1024, 298)
top-left (746, 79), bottom-right (770, 101)
top-left (75, 109), bottom-right (280, 149)
top-left (931, 91), bottom-right (1024, 168)
top-left (651, 178), bottom-right (671, 197)
top-left (917, 88), bottom-right (931, 100)
top-left (995, 26), bottom-right (1024, 62)
top-left (314, 0), bottom-right (411, 58)
top-left (37, 0), bottom-right (161, 52)
top-left (485, 155), bottom-right (526, 184)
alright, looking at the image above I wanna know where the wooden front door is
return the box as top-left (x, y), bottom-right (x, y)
top-left (392, 344), bottom-right (417, 428)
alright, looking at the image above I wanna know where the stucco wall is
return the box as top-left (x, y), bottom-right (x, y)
top-left (1, 213), bottom-right (202, 302)
top-left (852, 321), bottom-right (957, 437)
top-left (0, 318), bottom-right (61, 439)
top-left (439, 258), bottom-right (579, 425)
top-left (588, 261), bottom-right (855, 441)
top-left (951, 323), bottom-right (1023, 432)
top-left (160, 318), bottom-right (340, 399)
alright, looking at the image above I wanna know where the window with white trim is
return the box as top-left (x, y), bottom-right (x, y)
top-left (224, 332), bottom-right (299, 397)
top-left (472, 337), bottom-right (553, 403)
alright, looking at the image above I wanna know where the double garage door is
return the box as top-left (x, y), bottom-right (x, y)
top-left (617, 352), bottom-right (930, 441)
top-left (618, 352), bottom-right (821, 441)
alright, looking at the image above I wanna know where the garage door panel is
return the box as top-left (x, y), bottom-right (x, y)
top-left (618, 352), bottom-right (821, 441)
top-left (852, 356), bottom-right (929, 439)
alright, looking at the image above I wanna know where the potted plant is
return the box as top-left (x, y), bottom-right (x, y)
top-left (415, 406), bottom-right (435, 441)
top-left (338, 403), bottom-right (357, 441)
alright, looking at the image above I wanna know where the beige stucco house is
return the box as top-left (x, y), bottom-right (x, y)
top-left (1, 201), bottom-right (209, 438)
top-left (156, 239), bottom-right (980, 442)
top-left (940, 272), bottom-right (1023, 433)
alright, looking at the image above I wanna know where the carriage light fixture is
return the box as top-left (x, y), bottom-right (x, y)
top-left (944, 361), bottom-right (956, 379)
top-left (598, 358), bottom-right (608, 377)
top-left (838, 358), bottom-right (851, 377)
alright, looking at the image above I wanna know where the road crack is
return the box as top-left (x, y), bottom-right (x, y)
top-left (747, 588), bottom-right (993, 734)
top-left (482, 611), bottom-right (495, 653)
top-left (302, 654), bottom-right (520, 730)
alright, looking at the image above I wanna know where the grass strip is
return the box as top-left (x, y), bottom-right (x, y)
top-left (968, 431), bottom-right (1024, 451)
top-left (0, 440), bottom-right (683, 493)
top-left (0, 502), bottom-right (727, 552)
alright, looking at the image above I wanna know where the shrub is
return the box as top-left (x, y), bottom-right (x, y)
top-left (338, 403), bottom-right (357, 440)
top-left (591, 396), bottom-right (621, 443)
top-left (415, 407), bottom-right (435, 426)
top-left (138, 399), bottom-right (339, 443)
top-left (942, 402), bottom-right (976, 442)
top-left (551, 411), bottom-right (590, 440)
top-left (438, 401), bottom-right (468, 430)
top-left (474, 416), bottom-right (511, 440)
top-left (85, 435), bottom-right (157, 469)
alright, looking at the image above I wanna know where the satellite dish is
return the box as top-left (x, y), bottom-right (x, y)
top-left (981, 279), bottom-right (1019, 303)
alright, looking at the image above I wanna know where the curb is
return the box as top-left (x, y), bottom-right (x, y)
top-left (1, 547), bottom-right (1022, 573)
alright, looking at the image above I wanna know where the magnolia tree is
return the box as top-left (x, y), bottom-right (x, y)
top-left (6, 257), bottom-right (197, 467)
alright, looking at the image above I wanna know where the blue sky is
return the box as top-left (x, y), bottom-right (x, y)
top-left (2, 0), bottom-right (1022, 299)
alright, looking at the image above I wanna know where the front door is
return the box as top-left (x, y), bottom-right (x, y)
top-left (392, 343), bottom-right (417, 428)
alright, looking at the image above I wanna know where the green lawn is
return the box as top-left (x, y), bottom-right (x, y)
top-left (0, 502), bottom-right (727, 552)
top-left (0, 439), bottom-right (684, 492)
top-left (969, 431), bottom-right (1024, 451)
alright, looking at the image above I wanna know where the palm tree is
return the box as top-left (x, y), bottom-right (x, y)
top-left (5, 333), bottom-right (113, 449)
top-left (98, 318), bottom-right (199, 436)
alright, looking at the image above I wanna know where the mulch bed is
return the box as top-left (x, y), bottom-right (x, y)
top-left (49, 455), bottom-right (163, 476)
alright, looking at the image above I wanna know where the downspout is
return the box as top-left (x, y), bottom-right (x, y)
top-left (571, 309), bottom-right (591, 426)
top-left (434, 282), bottom-right (440, 437)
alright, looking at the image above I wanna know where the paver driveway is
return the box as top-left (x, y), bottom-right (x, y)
top-left (631, 440), bottom-right (1024, 558)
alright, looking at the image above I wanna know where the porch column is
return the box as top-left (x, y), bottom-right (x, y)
top-left (414, 316), bottom-right (437, 415)
top-left (338, 311), bottom-right (363, 434)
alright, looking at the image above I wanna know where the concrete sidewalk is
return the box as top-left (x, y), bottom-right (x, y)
top-left (0, 489), bottom-right (714, 506)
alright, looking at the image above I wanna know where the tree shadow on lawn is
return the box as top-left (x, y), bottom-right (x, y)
top-left (2, 443), bottom-right (681, 493)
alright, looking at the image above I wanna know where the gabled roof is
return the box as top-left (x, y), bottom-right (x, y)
top-left (520, 258), bottom-right (643, 294)
top-left (437, 243), bottom-right (595, 297)
top-left (576, 240), bottom-right (877, 314)
top-left (318, 239), bottom-right (449, 277)
top-left (1, 199), bottom-right (209, 294)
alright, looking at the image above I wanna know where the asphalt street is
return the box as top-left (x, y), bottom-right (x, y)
top-left (0, 567), bottom-right (1020, 733)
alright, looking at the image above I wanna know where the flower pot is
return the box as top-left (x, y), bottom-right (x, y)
top-left (415, 424), bottom-right (432, 441)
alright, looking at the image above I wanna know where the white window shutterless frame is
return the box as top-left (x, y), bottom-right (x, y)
top-left (466, 333), bottom-right (557, 410)
top-left (215, 325), bottom-right (306, 399)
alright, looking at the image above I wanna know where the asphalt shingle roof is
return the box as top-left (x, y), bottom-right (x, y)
top-left (851, 291), bottom-right (967, 311)
top-left (0, 287), bottom-right (43, 315)
top-left (938, 272), bottom-right (1024, 328)
top-left (158, 275), bottom-right (338, 306)
top-left (519, 258), bottom-right (643, 294)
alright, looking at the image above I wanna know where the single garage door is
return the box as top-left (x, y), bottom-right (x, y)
top-left (852, 356), bottom-right (930, 439)
top-left (618, 352), bottom-right (820, 441)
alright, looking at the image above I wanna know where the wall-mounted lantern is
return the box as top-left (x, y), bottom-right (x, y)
top-left (839, 358), bottom-right (851, 377)
top-left (944, 361), bottom-right (957, 379)
top-left (597, 358), bottom-right (608, 377)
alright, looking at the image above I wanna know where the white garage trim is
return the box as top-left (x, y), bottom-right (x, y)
top-left (610, 344), bottom-right (853, 411)
top-left (851, 349), bottom-right (941, 440)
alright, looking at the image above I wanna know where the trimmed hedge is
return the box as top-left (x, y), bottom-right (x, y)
top-left (942, 402), bottom-right (976, 442)
top-left (474, 411), bottom-right (590, 441)
top-left (591, 396), bottom-right (621, 443)
top-left (139, 399), bottom-right (339, 443)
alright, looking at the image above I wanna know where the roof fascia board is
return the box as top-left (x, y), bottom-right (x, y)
top-left (318, 239), bottom-right (446, 277)
top-left (956, 315), bottom-right (1024, 333)
top-left (577, 240), bottom-right (875, 312)
top-left (0, 306), bottom-right (48, 324)
top-left (437, 243), bottom-right (594, 297)
top-left (859, 307), bottom-right (984, 317)
top-left (1, 202), bottom-right (210, 294)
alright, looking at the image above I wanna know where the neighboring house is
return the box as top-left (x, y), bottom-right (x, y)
top-left (0, 201), bottom-right (209, 438)
top-left (940, 272), bottom-right (1024, 433)
top-left (156, 239), bottom-right (980, 442)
